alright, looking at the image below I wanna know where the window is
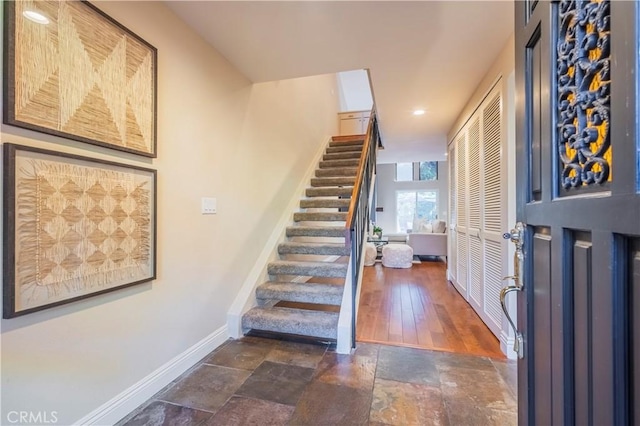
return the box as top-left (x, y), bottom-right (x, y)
top-left (396, 190), bottom-right (438, 232)
top-left (395, 162), bottom-right (439, 181)
top-left (395, 162), bottom-right (413, 181)
top-left (419, 161), bottom-right (438, 180)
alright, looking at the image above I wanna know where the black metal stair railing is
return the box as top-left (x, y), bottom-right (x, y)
top-left (344, 107), bottom-right (379, 348)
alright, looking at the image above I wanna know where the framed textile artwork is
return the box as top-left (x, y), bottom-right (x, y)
top-left (3, 1), bottom-right (158, 157)
top-left (3, 143), bottom-right (157, 318)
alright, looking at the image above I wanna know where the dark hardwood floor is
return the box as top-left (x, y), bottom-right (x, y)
top-left (357, 260), bottom-right (505, 359)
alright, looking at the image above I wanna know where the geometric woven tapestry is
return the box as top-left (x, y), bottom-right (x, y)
top-left (3, 144), bottom-right (156, 318)
top-left (4, 0), bottom-right (157, 157)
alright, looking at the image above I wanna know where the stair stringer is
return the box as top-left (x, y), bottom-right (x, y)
top-left (227, 137), bottom-right (336, 338)
top-left (336, 172), bottom-right (376, 354)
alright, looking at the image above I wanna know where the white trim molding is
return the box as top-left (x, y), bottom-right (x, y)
top-left (74, 325), bottom-right (228, 426)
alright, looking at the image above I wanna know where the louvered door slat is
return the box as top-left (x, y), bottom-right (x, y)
top-left (468, 118), bottom-right (481, 230)
top-left (456, 132), bottom-right (467, 291)
top-left (482, 94), bottom-right (503, 233)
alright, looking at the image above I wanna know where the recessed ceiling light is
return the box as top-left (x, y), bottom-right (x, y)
top-left (23, 10), bottom-right (50, 25)
top-left (413, 109), bottom-right (425, 116)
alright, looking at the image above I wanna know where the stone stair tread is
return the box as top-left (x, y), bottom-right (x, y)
top-left (256, 281), bottom-right (344, 306)
top-left (268, 260), bottom-right (348, 278)
top-left (300, 198), bottom-right (351, 208)
top-left (315, 167), bottom-right (357, 177)
top-left (242, 307), bottom-right (339, 340)
top-left (310, 177), bottom-right (356, 187)
top-left (278, 242), bottom-right (350, 256)
top-left (293, 212), bottom-right (347, 222)
top-left (306, 187), bottom-right (354, 197)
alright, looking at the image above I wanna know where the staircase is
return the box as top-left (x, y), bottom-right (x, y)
top-left (241, 137), bottom-right (365, 341)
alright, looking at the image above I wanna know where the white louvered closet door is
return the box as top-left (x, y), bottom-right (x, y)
top-left (448, 143), bottom-right (457, 283)
top-left (481, 89), bottom-right (507, 336)
top-left (467, 118), bottom-right (483, 313)
top-left (455, 132), bottom-right (468, 296)
top-left (448, 80), bottom-right (508, 343)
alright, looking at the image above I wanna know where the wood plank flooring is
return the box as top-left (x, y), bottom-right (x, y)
top-left (357, 260), bottom-right (505, 358)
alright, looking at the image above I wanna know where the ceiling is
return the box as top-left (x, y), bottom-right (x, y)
top-left (166, 1), bottom-right (514, 163)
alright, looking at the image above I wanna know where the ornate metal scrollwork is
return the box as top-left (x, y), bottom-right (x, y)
top-left (557, 0), bottom-right (611, 189)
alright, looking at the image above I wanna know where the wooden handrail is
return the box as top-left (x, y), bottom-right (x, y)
top-left (344, 106), bottom-right (376, 237)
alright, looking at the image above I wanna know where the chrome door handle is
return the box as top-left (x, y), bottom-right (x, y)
top-left (501, 222), bottom-right (526, 359)
top-left (500, 283), bottom-right (524, 359)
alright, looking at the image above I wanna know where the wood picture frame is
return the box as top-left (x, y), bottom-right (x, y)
top-left (3, 1), bottom-right (158, 157)
top-left (3, 143), bottom-right (157, 318)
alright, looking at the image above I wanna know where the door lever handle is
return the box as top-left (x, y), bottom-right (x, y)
top-left (500, 284), bottom-right (524, 359)
top-left (500, 222), bottom-right (526, 359)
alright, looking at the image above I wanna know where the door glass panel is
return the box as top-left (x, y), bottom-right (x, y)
top-left (557, 0), bottom-right (611, 195)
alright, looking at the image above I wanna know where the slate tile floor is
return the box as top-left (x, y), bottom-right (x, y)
top-left (118, 336), bottom-right (517, 426)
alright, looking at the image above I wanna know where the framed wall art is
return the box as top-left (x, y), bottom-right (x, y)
top-left (3, 1), bottom-right (158, 157)
top-left (3, 143), bottom-right (157, 318)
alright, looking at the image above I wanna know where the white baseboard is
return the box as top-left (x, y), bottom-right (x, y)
top-left (500, 329), bottom-right (517, 360)
top-left (74, 325), bottom-right (229, 425)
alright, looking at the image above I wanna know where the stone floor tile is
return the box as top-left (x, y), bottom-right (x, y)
top-left (445, 400), bottom-right (517, 426)
top-left (376, 345), bottom-right (440, 386)
top-left (369, 378), bottom-right (449, 426)
top-left (314, 352), bottom-right (377, 390)
top-left (235, 360), bottom-right (315, 406)
top-left (491, 358), bottom-right (518, 397)
top-left (203, 338), bottom-right (275, 370)
top-left (352, 342), bottom-right (381, 358)
top-left (433, 351), bottom-right (495, 372)
top-left (121, 400), bottom-right (212, 426)
top-left (157, 364), bottom-right (250, 413)
top-left (289, 381), bottom-right (371, 425)
top-left (202, 396), bottom-right (294, 426)
top-left (440, 367), bottom-right (517, 412)
top-left (265, 340), bottom-right (327, 369)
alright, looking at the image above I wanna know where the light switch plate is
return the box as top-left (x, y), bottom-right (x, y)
top-left (201, 197), bottom-right (217, 214)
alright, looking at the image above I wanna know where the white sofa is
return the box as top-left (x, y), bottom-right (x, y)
top-left (407, 232), bottom-right (447, 257)
top-left (407, 218), bottom-right (447, 258)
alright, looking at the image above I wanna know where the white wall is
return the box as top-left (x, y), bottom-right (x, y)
top-left (374, 162), bottom-right (448, 234)
top-left (0, 1), bottom-right (339, 424)
top-left (336, 69), bottom-right (373, 112)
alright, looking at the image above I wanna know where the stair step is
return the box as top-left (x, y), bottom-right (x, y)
top-left (329, 139), bottom-right (364, 147)
top-left (300, 198), bottom-right (351, 208)
top-left (310, 177), bottom-right (356, 187)
top-left (323, 152), bottom-right (362, 161)
top-left (278, 242), bottom-right (350, 256)
top-left (325, 145), bottom-right (365, 154)
top-left (286, 225), bottom-right (345, 238)
top-left (242, 307), bottom-right (339, 340)
top-left (268, 260), bottom-right (348, 278)
top-left (256, 281), bottom-right (344, 306)
top-left (306, 187), bottom-right (353, 197)
top-left (319, 159), bottom-right (360, 169)
top-left (293, 212), bottom-right (347, 222)
top-left (315, 167), bottom-right (357, 177)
